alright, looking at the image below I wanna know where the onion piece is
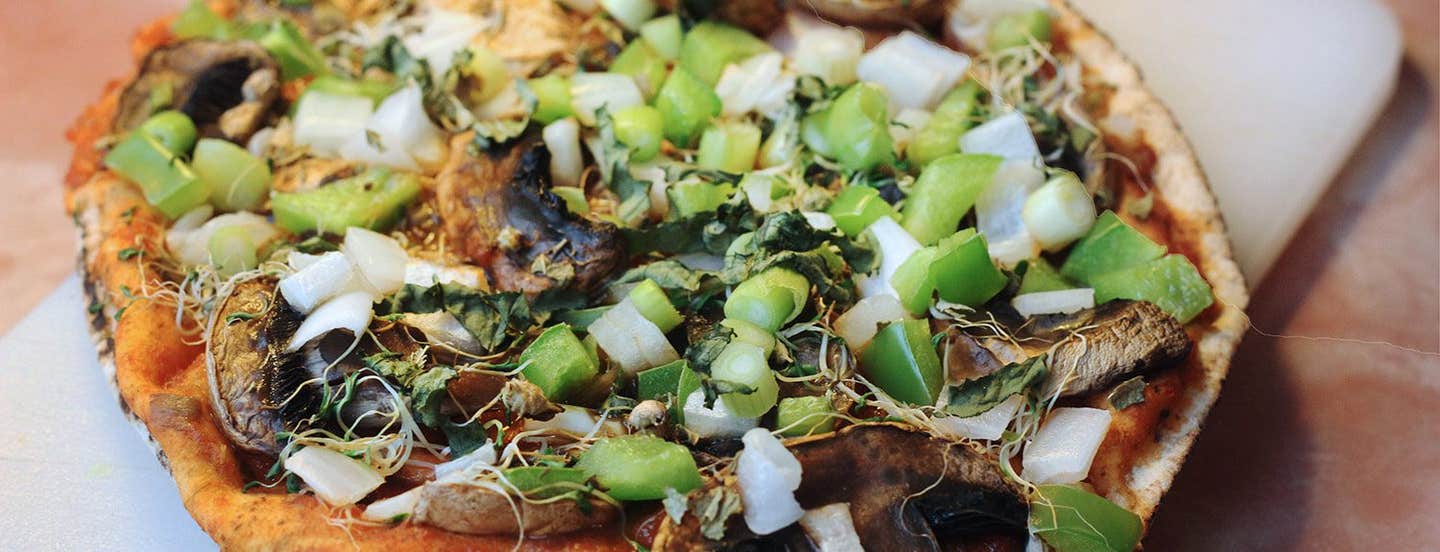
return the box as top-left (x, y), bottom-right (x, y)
top-left (1011, 289), bottom-right (1094, 318)
top-left (599, 0), bottom-right (657, 31)
top-left (1021, 174), bottom-right (1097, 251)
top-left (779, 14), bottom-right (864, 86)
top-left (1021, 407), bottom-right (1112, 485)
top-left (975, 159), bottom-right (1045, 268)
top-left (365, 82), bottom-right (448, 168)
top-left (404, 257), bottom-right (484, 288)
top-left (944, 0), bottom-right (1050, 51)
top-left (683, 389), bottom-right (759, 439)
top-left (286, 291), bottom-right (375, 352)
top-left (343, 227), bottom-right (409, 295)
top-left (737, 427), bottom-right (804, 535)
top-left (960, 111), bottom-right (1041, 162)
top-left (932, 394), bottom-right (1023, 441)
top-left (863, 217), bottom-right (923, 298)
top-left (283, 446), bottom-right (385, 506)
top-left (715, 53), bottom-right (794, 118)
top-left (802, 211), bottom-right (837, 232)
top-left (588, 298), bottom-right (679, 374)
top-left (834, 294), bottom-right (907, 350)
top-left (570, 73), bottom-right (644, 126)
top-left (857, 31), bottom-right (970, 111)
top-left (401, 311), bottom-right (483, 354)
top-left (279, 251), bottom-right (358, 314)
top-left (361, 487), bottom-right (422, 522)
top-left (799, 503), bottom-right (864, 552)
top-left (544, 118), bottom-right (584, 187)
top-left (403, 9), bottom-right (488, 78)
top-left (292, 91), bottom-right (374, 157)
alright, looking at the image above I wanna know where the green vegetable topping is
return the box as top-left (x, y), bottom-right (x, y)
top-left (826, 185), bottom-right (897, 237)
top-left (1018, 258), bottom-right (1074, 294)
top-left (576, 435), bottom-right (703, 500)
top-left (901, 154), bottom-right (1002, 245)
top-left (678, 21), bottom-right (773, 85)
top-left (105, 121), bottom-right (210, 220)
top-left (988, 9), bottom-right (1053, 51)
top-left (258, 20), bottom-right (329, 80)
top-left (1090, 254), bottom-right (1214, 323)
top-left (930, 230), bottom-right (1008, 307)
top-left (528, 74), bottom-right (575, 124)
top-left (627, 279), bottom-right (684, 332)
top-left (270, 169), bottom-right (421, 234)
top-left (943, 355), bottom-right (1047, 418)
top-left (612, 105), bottom-right (665, 162)
top-left (860, 319), bottom-right (944, 405)
top-left (1059, 211), bottom-right (1166, 283)
top-left (192, 138), bottom-right (271, 212)
top-left (711, 341), bottom-right (779, 418)
top-left (501, 466), bottom-right (592, 498)
top-left (724, 267), bottom-right (810, 331)
top-left (803, 83), bottom-right (894, 172)
top-left (519, 324), bottom-right (599, 403)
top-left (696, 121), bottom-right (762, 173)
top-left (907, 81), bottom-right (983, 166)
top-left (639, 14), bottom-right (683, 60)
top-left (776, 396), bottom-right (837, 437)
top-left (654, 67), bottom-right (722, 147)
top-left (610, 40), bottom-right (669, 99)
top-left (207, 225), bottom-right (258, 277)
top-left (1030, 484), bottom-right (1142, 552)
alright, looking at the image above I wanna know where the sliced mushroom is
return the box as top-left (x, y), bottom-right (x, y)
top-left (414, 480), bottom-right (618, 536)
top-left (434, 133), bottom-right (624, 296)
top-left (1019, 300), bottom-right (1191, 399)
top-left (791, 0), bottom-right (946, 27)
top-left (115, 40), bottom-right (279, 142)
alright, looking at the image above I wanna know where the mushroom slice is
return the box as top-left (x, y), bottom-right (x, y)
top-left (434, 133), bottom-right (624, 296)
top-left (208, 278), bottom-right (294, 455)
top-left (414, 480), bottom-right (618, 536)
top-left (115, 40), bottom-right (280, 141)
top-left (1021, 300), bottom-right (1191, 398)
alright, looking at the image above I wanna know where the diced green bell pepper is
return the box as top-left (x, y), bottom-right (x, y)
top-left (907, 81), bottom-right (983, 166)
top-left (901, 153), bottom-right (1003, 245)
top-left (519, 324), bottom-right (599, 402)
top-left (172, 0), bottom-right (233, 40)
top-left (1090, 254), bottom-right (1213, 323)
top-left (639, 14), bottom-right (683, 60)
top-left (637, 359), bottom-right (701, 402)
top-left (860, 319), bottom-right (944, 405)
top-left (931, 230), bottom-right (1008, 307)
top-left (104, 132), bottom-right (211, 220)
top-left (890, 247), bottom-right (940, 315)
top-left (610, 40), bottom-right (669, 99)
top-left (193, 138), bottom-right (271, 212)
top-left (826, 185), bottom-right (896, 237)
top-left (776, 396), bottom-right (836, 437)
top-left (988, 9), bottom-right (1053, 51)
top-left (668, 179), bottom-right (734, 218)
top-left (258, 20), bottom-right (328, 80)
top-left (696, 122), bottom-right (761, 173)
top-left (654, 67), bottom-right (721, 147)
top-left (679, 21), bottom-right (773, 85)
top-left (502, 466), bottom-right (591, 498)
top-left (803, 83), bottom-right (893, 172)
top-left (270, 169), bottom-right (421, 234)
top-left (1060, 211), bottom-right (1166, 283)
top-left (1030, 484), bottom-right (1142, 552)
top-left (576, 435), bottom-right (703, 500)
top-left (628, 279), bottom-right (683, 332)
top-left (1018, 257), bottom-right (1073, 294)
top-left (528, 74), bottom-right (574, 124)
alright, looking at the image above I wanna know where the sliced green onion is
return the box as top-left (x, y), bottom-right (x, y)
top-left (137, 110), bottom-right (198, 156)
top-left (720, 318), bottom-right (776, 356)
top-left (599, 0), bottom-right (657, 31)
top-left (696, 121), bottom-right (761, 173)
top-left (258, 20), bottom-right (328, 80)
top-left (1022, 172), bottom-right (1097, 251)
top-left (207, 225), bottom-right (258, 277)
top-left (104, 132), bottom-right (211, 220)
top-left (528, 74), bottom-right (575, 124)
top-left (192, 138), bottom-right (271, 212)
top-left (654, 67), bottom-right (721, 147)
top-left (570, 72), bottom-right (644, 127)
top-left (612, 104), bottom-right (664, 162)
top-left (712, 342), bottom-right (779, 418)
top-left (463, 46), bottom-right (511, 104)
top-left (724, 268), bottom-right (809, 331)
top-left (519, 324), bottom-right (600, 402)
top-left (270, 169), bottom-right (421, 234)
top-left (627, 279), bottom-right (683, 332)
top-left (639, 14), bottom-right (683, 60)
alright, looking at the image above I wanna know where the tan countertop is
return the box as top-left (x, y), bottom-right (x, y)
top-left (0, 0), bottom-right (1435, 548)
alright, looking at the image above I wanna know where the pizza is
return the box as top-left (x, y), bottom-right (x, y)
top-left (63, 0), bottom-right (1249, 549)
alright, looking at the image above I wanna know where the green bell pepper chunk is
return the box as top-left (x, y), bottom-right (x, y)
top-left (305, 76), bottom-right (398, 106)
top-left (1018, 257), bottom-right (1074, 294)
top-left (637, 359), bottom-right (701, 402)
top-left (612, 104), bottom-right (665, 162)
top-left (890, 247), bottom-right (940, 315)
top-left (628, 279), bottom-right (683, 332)
top-left (519, 324), bottom-right (600, 402)
top-left (528, 74), bottom-right (574, 124)
top-left (1030, 484), bottom-right (1142, 552)
top-left (576, 435), bottom-right (703, 500)
top-left (860, 319), bottom-right (944, 405)
top-left (270, 169), bottom-right (421, 234)
top-left (654, 67), bottom-right (721, 147)
top-left (1090, 254), bottom-right (1213, 323)
top-left (668, 180), bottom-right (734, 218)
top-left (906, 81), bottom-right (983, 166)
top-left (826, 185), bottom-right (897, 237)
top-left (724, 267), bottom-right (810, 331)
top-left (803, 83), bottom-right (894, 172)
top-left (931, 230), bottom-right (1008, 307)
top-left (679, 21), bottom-right (773, 85)
top-left (501, 466), bottom-right (591, 498)
top-left (901, 153), bottom-right (1003, 245)
top-left (1060, 211), bottom-right (1167, 283)
top-left (193, 138), bottom-right (271, 212)
top-left (137, 110), bottom-right (198, 155)
top-left (639, 14), bottom-right (683, 60)
top-left (989, 9), bottom-right (1053, 51)
top-left (258, 20), bottom-right (328, 80)
top-left (696, 122), bottom-right (761, 173)
top-left (610, 40), bottom-right (669, 99)
top-left (776, 396), bottom-right (836, 437)
top-left (104, 132), bottom-right (211, 220)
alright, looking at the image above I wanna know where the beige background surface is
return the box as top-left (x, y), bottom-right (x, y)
top-left (0, 0), bottom-right (1436, 548)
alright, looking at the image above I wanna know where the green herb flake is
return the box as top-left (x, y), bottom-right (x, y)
top-left (1108, 376), bottom-right (1147, 410)
top-left (944, 355), bottom-right (1048, 418)
top-left (118, 247), bottom-right (143, 261)
top-left (225, 311), bottom-right (258, 324)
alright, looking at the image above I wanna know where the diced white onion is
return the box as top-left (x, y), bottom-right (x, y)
top-left (544, 118), bottom-right (584, 187)
top-left (526, 405), bottom-right (628, 438)
top-left (170, 205), bottom-right (213, 233)
top-left (279, 251), bottom-right (358, 314)
top-left (338, 131), bottom-right (420, 171)
top-left (737, 427), bottom-right (804, 535)
top-left (599, 0), bottom-right (657, 31)
top-left (715, 53), bottom-right (794, 118)
top-left (366, 82), bottom-right (449, 168)
top-left (889, 108), bottom-right (933, 153)
top-left (343, 227), bottom-right (409, 295)
top-left (283, 446), bottom-right (385, 506)
top-left (857, 31), bottom-right (971, 111)
top-left (167, 211), bottom-right (278, 268)
top-left (1011, 289), bottom-right (1095, 318)
top-left (932, 394), bottom-right (1023, 441)
top-left (588, 299), bottom-right (679, 373)
top-left (404, 257), bottom-right (484, 288)
top-left (799, 503), bottom-right (864, 552)
top-left (402, 311), bottom-right (483, 354)
top-left (433, 442), bottom-right (498, 482)
top-left (834, 294), bottom-right (907, 349)
top-left (403, 9), bottom-right (487, 78)
top-left (863, 217), bottom-right (923, 298)
top-left (802, 211), bottom-right (837, 232)
top-left (293, 91), bottom-right (375, 157)
top-left (960, 111), bottom-right (1042, 162)
top-left (286, 291), bottom-right (375, 352)
top-left (361, 487), bottom-right (423, 521)
top-left (246, 127), bottom-right (275, 157)
top-left (1021, 175), bottom-right (1098, 251)
top-left (683, 389), bottom-right (759, 439)
top-left (570, 73), bottom-right (644, 126)
top-left (1021, 407), bottom-right (1112, 485)
top-left (780, 14), bottom-right (864, 86)
top-left (633, 164), bottom-right (670, 218)
top-left (944, 0), bottom-right (1050, 52)
top-left (975, 159), bottom-right (1045, 268)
